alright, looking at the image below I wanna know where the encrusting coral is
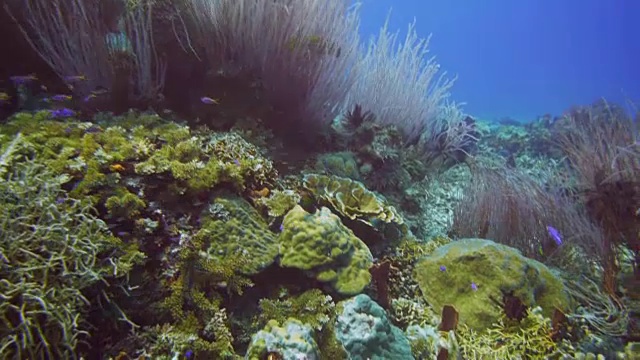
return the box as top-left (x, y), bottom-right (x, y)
top-left (194, 197), bottom-right (279, 275)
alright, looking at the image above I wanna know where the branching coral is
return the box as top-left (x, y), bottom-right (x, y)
top-left (256, 289), bottom-right (335, 332)
top-left (0, 161), bottom-right (139, 359)
top-left (457, 307), bottom-right (557, 359)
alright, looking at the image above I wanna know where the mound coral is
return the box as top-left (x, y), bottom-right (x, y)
top-left (246, 319), bottom-right (320, 360)
top-left (413, 238), bottom-right (573, 330)
top-left (278, 205), bottom-right (373, 295)
top-left (335, 294), bottom-right (414, 359)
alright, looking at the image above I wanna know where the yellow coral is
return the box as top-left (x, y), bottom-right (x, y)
top-left (279, 205), bottom-right (373, 295)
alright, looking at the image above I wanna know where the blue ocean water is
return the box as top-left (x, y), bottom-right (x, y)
top-left (358, 0), bottom-right (640, 123)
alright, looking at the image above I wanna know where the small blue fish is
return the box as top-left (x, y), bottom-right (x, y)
top-left (64, 75), bottom-right (87, 82)
top-left (49, 108), bottom-right (76, 118)
top-left (185, 349), bottom-right (194, 359)
top-left (10, 74), bottom-right (37, 84)
top-left (45, 94), bottom-right (72, 102)
top-left (233, 159), bottom-right (240, 166)
top-left (439, 265), bottom-right (446, 272)
top-left (546, 225), bottom-right (563, 246)
top-left (200, 96), bottom-right (220, 105)
top-left (471, 282), bottom-right (478, 291)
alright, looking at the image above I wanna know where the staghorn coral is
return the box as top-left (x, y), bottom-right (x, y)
top-left (143, 310), bottom-right (237, 360)
top-left (158, 246), bottom-right (252, 359)
top-left (278, 205), bottom-right (373, 295)
top-left (194, 197), bottom-right (279, 275)
top-left (0, 160), bottom-right (143, 359)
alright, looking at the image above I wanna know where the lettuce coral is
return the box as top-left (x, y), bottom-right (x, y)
top-left (302, 173), bottom-right (403, 227)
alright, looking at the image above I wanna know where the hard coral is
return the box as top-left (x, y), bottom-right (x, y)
top-left (457, 307), bottom-right (557, 359)
top-left (302, 173), bottom-right (404, 230)
top-left (0, 161), bottom-right (139, 359)
top-left (194, 197), bottom-right (279, 275)
top-left (278, 205), bottom-right (373, 295)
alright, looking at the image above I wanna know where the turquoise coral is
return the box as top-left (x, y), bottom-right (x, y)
top-left (245, 319), bottom-right (320, 360)
top-left (335, 294), bottom-right (414, 360)
top-left (278, 205), bottom-right (373, 295)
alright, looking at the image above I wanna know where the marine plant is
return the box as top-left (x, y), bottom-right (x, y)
top-left (555, 101), bottom-right (640, 295)
top-left (185, 0), bottom-right (361, 132)
top-left (450, 165), bottom-right (606, 270)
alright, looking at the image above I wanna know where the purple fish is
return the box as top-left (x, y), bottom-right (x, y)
top-left (471, 282), bottom-right (478, 291)
top-left (279, 224), bottom-right (284, 232)
top-left (546, 225), bottom-right (562, 246)
top-left (200, 96), bottom-right (220, 105)
top-left (439, 265), bottom-right (446, 272)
